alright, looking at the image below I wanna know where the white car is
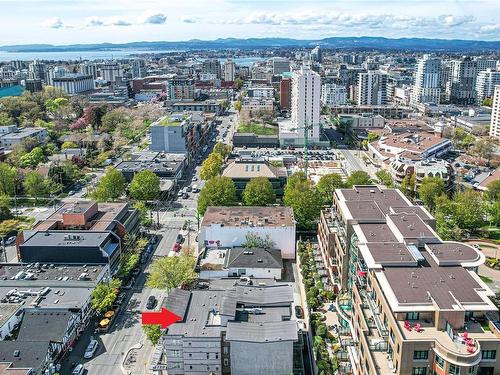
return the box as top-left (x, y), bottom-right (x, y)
top-left (5, 236), bottom-right (16, 246)
top-left (72, 364), bottom-right (84, 375)
top-left (84, 339), bottom-right (98, 359)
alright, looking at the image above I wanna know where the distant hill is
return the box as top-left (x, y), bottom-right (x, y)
top-left (1, 36), bottom-right (500, 52)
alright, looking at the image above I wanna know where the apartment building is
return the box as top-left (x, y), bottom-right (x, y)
top-left (490, 86), bottom-right (500, 139)
top-left (357, 71), bottom-right (388, 105)
top-left (317, 186), bottom-right (499, 375)
top-left (167, 78), bottom-right (195, 100)
top-left (223, 59), bottom-right (236, 82)
top-left (321, 83), bottom-right (348, 106)
top-left (272, 58), bottom-right (290, 75)
top-left (411, 55), bottom-right (441, 106)
top-left (157, 284), bottom-right (298, 375)
top-left (447, 58), bottom-right (477, 106)
top-left (475, 70), bottom-right (500, 104)
top-left (52, 74), bottom-right (95, 95)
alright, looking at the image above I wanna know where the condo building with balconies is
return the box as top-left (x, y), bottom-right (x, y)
top-left (317, 186), bottom-right (499, 375)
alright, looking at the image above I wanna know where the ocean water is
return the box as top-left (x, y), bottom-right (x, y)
top-left (0, 50), bottom-right (265, 65)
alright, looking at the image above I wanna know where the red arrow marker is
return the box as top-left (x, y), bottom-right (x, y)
top-left (141, 308), bottom-right (182, 329)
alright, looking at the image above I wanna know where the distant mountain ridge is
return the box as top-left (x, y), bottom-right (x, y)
top-left (1, 36), bottom-right (500, 52)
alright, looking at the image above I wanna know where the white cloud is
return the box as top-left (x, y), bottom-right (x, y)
top-left (181, 16), bottom-right (197, 24)
top-left (139, 10), bottom-right (167, 24)
top-left (41, 17), bottom-right (64, 29)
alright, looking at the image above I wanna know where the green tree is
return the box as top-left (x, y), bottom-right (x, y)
top-left (200, 153), bottom-right (224, 180)
top-left (366, 132), bottom-right (380, 142)
top-left (453, 190), bottom-right (487, 232)
top-left (19, 146), bottom-right (46, 168)
top-left (345, 170), bottom-right (372, 187)
top-left (197, 176), bottom-right (237, 215)
top-left (23, 171), bottom-right (49, 202)
top-left (486, 179), bottom-right (500, 201)
top-left (418, 177), bottom-right (446, 213)
top-left (283, 173), bottom-right (322, 230)
top-left (0, 163), bottom-right (16, 196)
top-left (143, 325), bottom-right (162, 345)
top-left (234, 78), bottom-right (244, 90)
top-left (61, 141), bottom-right (78, 150)
top-left (242, 232), bottom-right (275, 248)
top-left (133, 201), bottom-right (152, 227)
top-left (400, 173), bottom-right (416, 198)
top-left (147, 254), bottom-right (196, 292)
top-left (213, 142), bottom-right (232, 159)
top-left (100, 108), bottom-right (131, 133)
top-left (375, 170), bottom-right (394, 188)
top-left (129, 170), bottom-right (160, 201)
top-left (91, 279), bottom-right (121, 314)
top-left (471, 137), bottom-right (495, 164)
top-left (316, 173), bottom-right (344, 205)
top-left (482, 98), bottom-right (493, 107)
top-left (242, 177), bottom-right (276, 206)
top-left (234, 100), bottom-right (242, 112)
top-left (92, 168), bottom-right (126, 202)
top-left (0, 195), bottom-right (12, 221)
top-left (0, 112), bottom-right (14, 126)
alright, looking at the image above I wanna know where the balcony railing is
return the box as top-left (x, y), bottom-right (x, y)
top-left (361, 290), bottom-right (388, 337)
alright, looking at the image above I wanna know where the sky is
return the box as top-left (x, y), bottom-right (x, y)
top-left (0, 0), bottom-right (499, 45)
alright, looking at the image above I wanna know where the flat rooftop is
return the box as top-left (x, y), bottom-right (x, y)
top-left (201, 206), bottom-right (295, 228)
top-left (338, 186), bottom-right (411, 216)
top-left (357, 223), bottom-right (398, 243)
top-left (425, 242), bottom-right (481, 265)
top-left (380, 251), bottom-right (489, 310)
top-left (0, 263), bottom-right (106, 283)
top-left (21, 231), bottom-right (110, 248)
top-left (387, 213), bottom-right (437, 240)
top-left (222, 159), bottom-right (287, 179)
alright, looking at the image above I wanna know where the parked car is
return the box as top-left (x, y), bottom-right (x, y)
top-left (172, 243), bottom-right (182, 252)
top-left (72, 364), bottom-right (84, 375)
top-left (295, 305), bottom-right (304, 319)
top-left (5, 236), bottom-right (16, 246)
top-left (182, 193), bottom-right (189, 199)
top-left (176, 234), bottom-right (184, 244)
top-left (84, 339), bottom-right (98, 359)
top-left (146, 295), bottom-right (157, 310)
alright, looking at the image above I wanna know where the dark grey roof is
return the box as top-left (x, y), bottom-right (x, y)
top-left (226, 321), bottom-right (298, 342)
top-left (21, 231), bottom-right (110, 248)
top-left (0, 341), bottom-right (48, 372)
top-left (162, 289), bottom-right (191, 321)
top-left (225, 248), bottom-right (283, 269)
top-left (17, 310), bottom-right (70, 342)
top-left (220, 285), bottom-right (293, 316)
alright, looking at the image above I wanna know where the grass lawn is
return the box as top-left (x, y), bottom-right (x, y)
top-left (237, 123), bottom-right (278, 136)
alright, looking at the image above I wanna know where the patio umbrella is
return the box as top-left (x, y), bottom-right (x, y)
top-left (99, 318), bottom-right (110, 327)
top-left (104, 311), bottom-right (115, 318)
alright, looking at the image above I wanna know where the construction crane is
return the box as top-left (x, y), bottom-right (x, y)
top-left (289, 120), bottom-right (314, 178)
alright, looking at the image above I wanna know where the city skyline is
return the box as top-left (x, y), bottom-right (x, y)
top-left (0, 0), bottom-right (499, 45)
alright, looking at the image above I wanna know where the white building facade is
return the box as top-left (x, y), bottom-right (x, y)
top-left (291, 66), bottom-right (321, 142)
top-left (357, 70), bottom-right (388, 105)
top-left (490, 85), bottom-right (500, 139)
top-left (223, 59), bottom-right (236, 81)
top-left (321, 83), bottom-right (347, 105)
top-left (53, 74), bottom-right (95, 95)
top-left (475, 69), bottom-right (500, 103)
top-left (411, 54), bottom-right (441, 106)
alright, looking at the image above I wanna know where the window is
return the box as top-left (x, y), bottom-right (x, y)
top-left (406, 312), bottom-right (420, 320)
top-left (223, 358), bottom-right (229, 366)
top-left (449, 364), bottom-right (460, 375)
top-left (467, 366), bottom-right (476, 375)
top-left (389, 329), bottom-right (395, 343)
top-left (435, 354), bottom-right (444, 369)
top-left (414, 350), bottom-right (428, 360)
top-left (481, 350), bottom-right (496, 360)
top-left (412, 368), bottom-right (427, 375)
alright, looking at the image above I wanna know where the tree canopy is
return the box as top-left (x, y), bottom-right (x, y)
top-left (375, 170), bottom-right (394, 188)
top-left (242, 177), bottom-right (276, 206)
top-left (200, 152), bottom-right (224, 181)
top-left (0, 163), bottom-right (16, 196)
top-left (146, 254), bottom-right (196, 292)
top-left (92, 168), bottom-right (126, 202)
top-left (197, 176), bottom-right (237, 215)
top-left (316, 173), bottom-right (344, 205)
top-left (418, 177), bottom-right (446, 213)
top-left (129, 170), bottom-right (161, 201)
top-left (22, 171), bottom-right (49, 201)
top-left (345, 170), bottom-right (372, 187)
top-left (283, 172), bottom-right (322, 230)
top-left (91, 279), bottom-right (121, 314)
top-left (486, 179), bottom-right (500, 201)
top-left (213, 142), bottom-right (232, 159)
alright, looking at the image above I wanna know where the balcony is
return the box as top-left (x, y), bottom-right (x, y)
top-left (360, 290), bottom-right (388, 337)
top-left (397, 320), bottom-right (484, 366)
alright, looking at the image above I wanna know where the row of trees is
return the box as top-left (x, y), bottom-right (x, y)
top-left (91, 168), bottom-right (160, 203)
top-left (197, 169), bottom-right (373, 229)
